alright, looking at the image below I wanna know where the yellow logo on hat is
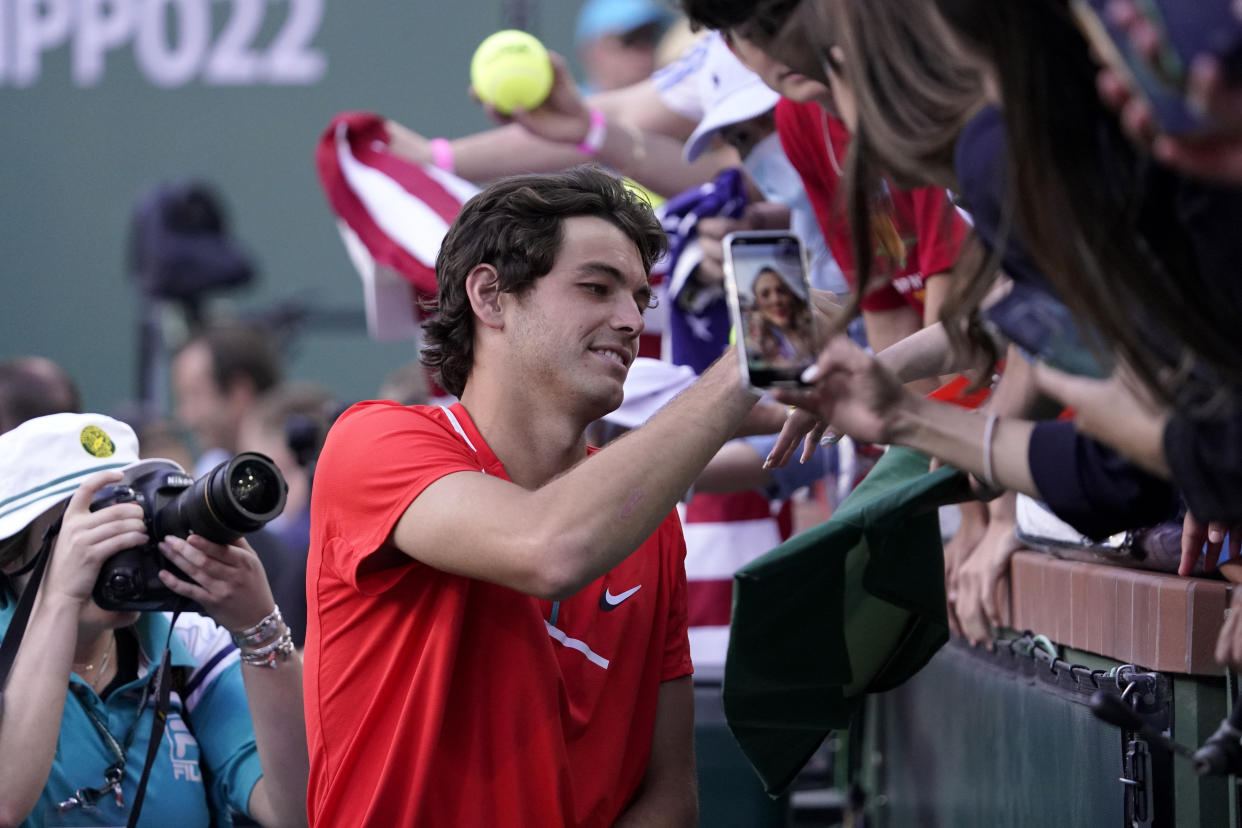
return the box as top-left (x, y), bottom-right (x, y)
top-left (80, 426), bottom-right (116, 458)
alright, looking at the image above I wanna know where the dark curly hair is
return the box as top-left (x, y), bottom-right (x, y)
top-left (421, 166), bottom-right (667, 398)
top-left (679, 0), bottom-right (801, 40)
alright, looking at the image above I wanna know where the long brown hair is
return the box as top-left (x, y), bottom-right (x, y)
top-left (819, 0), bottom-right (984, 189)
top-left (932, 0), bottom-right (1242, 409)
top-left (812, 0), bottom-right (1000, 370)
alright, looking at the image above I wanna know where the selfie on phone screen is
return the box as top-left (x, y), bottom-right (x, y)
top-left (724, 232), bottom-right (818, 388)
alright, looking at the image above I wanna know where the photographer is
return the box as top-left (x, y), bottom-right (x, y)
top-left (0, 413), bottom-right (307, 827)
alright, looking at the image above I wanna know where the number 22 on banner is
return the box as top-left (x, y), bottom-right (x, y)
top-left (0, 0), bottom-right (327, 88)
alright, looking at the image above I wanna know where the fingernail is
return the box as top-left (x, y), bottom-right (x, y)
top-left (801, 364), bottom-right (820, 383)
top-left (1210, 528), bottom-right (1225, 544)
top-left (1190, 54), bottom-right (1217, 81)
top-left (762, 458), bottom-right (774, 469)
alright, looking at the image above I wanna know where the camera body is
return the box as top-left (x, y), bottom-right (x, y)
top-left (90, 453), bottom-right (287, 612)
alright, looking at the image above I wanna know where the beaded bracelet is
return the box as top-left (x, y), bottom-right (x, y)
top-left (230, 605), bottom-right (285, 649)
top-left (240, 626), bottom-right (296, 669)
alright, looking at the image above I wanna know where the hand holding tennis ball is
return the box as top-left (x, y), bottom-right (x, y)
top-left (470, 30), bottom-right (555, 115)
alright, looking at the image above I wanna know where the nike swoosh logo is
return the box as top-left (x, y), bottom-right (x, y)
top-left (599, 584), bottom-right (642, 611)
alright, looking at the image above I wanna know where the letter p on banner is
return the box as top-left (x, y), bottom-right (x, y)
top-left (75, 0), bottom-right (136, 86)
top-left (13, 0), bottom-right (72, 86)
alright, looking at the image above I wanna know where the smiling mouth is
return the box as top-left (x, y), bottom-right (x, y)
top-left (591, 348), bottom-right (629, 369)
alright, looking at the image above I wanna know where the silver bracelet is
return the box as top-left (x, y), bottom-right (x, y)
top-left (981, 412), bottom-right (999, 491)
top-left (230, 605), bottom-right (284, 648)
top-left (239, 626), bottom-right (295, 668)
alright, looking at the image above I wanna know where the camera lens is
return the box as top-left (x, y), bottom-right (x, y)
top-left (230, 459), bottom-right (282, 515)
top-left (106, 570), bottom-right (139, 600)
top-left (155, 452), bottom-right (287, 545)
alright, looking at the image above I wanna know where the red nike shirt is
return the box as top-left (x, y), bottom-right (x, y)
top-left (304, 401), bottom-right (692, 827)
top-left (775, 99), bottom-right (967, 314)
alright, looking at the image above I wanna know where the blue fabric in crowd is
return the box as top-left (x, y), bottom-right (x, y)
top-left (658, 168), bottom-right (748, 373)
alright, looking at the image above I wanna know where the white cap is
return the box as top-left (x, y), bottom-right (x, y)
top-left (0, 413), bottom-right (183, 541)
top-left (682, 47), bottom-right (781, 162)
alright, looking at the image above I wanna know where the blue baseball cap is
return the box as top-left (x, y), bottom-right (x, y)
top-left (575, 0), bottom-right (674, 44)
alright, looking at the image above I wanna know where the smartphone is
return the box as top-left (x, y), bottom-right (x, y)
top-left (984, 282), bottom-right (1113, 378)
top-left (1070, 0), bottom-right (1242, 136)
top-left (722, 230), bottom-right (819, 389)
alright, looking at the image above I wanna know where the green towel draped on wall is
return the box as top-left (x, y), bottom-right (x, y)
top-left (723, 446), bottom-right (973, 794)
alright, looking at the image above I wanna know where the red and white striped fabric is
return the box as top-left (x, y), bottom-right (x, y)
top-left (315, 111), bottom-right (479, 343)
top-left (681, 492), bottom-right (791, 672)
top-left (316, 110), bottom-right (666, 368)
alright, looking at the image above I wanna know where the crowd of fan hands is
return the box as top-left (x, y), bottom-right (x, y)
top-left (776, 0), bottom-right (1242, 664)
top-left (384, 0), bottom-right (1242, 670)
top-left (947, 0), bottom-right (1242, 663)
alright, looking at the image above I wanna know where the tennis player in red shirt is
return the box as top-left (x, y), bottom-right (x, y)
top-left (305, 167), bottom-right (762, 826)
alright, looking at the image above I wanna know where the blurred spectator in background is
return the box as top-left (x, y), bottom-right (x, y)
top-left (238, 383), bottom-right (335, 554)
top-left (171, 322), bottom-right (281, 476)
top-left (171, 322), bottom-right (296, 650)
top-left (379, 359), bottom-right (431, 407)
top-left (576, 0), bottom-right (675, 93)
top-left (132, 418), bottom-right (197, 472)
top-left (0, 356), bottom-right (81, 434)
top-left (237, 382), bottom-right (335, 649)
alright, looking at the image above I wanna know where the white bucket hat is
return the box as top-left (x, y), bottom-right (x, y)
top-left (682, 44), bottom-right (782, 163)
top-left (0, 413), bottom-right (182, 541)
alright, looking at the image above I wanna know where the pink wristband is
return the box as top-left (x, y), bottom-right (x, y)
top-left (429, 138), bottom-right (455, 173)
top-left (576, 108), bottom-right (607, 157)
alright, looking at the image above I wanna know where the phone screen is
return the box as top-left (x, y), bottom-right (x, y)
top-left (984, 283), bottom-right (1112, 378)
top-left (723, 231), bottom-right (818, 388)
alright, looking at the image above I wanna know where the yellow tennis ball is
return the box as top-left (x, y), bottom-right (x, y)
top-left (470, 30), bottom-right (554, 115)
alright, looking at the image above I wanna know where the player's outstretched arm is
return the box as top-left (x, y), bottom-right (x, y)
top-left (390, 352), bottom-right (758, 600)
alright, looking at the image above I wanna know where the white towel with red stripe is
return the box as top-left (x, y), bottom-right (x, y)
top-left (315, 112), bottom-right (478, 342)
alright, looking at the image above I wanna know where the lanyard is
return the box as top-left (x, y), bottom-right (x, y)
top-left (55, 615), bottom-right (179, 828)
top-left (57, 653), bottom-right (155, 815)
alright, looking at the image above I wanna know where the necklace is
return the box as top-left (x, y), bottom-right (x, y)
top-left (72, 635), bottom-right (115, 691)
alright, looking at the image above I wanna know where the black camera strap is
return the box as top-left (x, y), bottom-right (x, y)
top-left (125, 611), bottom-right (180, 828)
top-left (0, 513), bottom-right (62, 716)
